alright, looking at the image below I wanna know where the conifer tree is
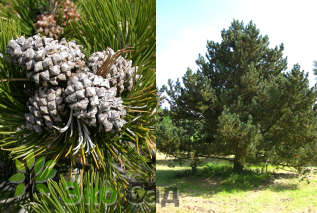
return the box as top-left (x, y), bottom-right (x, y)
top-left (162, 20), bottom-right (317, 173)
top-left (156, 107), bottom-right (204, 173)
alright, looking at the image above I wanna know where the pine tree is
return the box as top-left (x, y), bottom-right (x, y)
top-left (156, 107), bottom-right (205, 173)
top-left (162, 20), bottom-right (317, 173)
top-left (258, 64), bottom-right (317, 169)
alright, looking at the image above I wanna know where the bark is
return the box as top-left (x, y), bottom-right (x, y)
top-left (233, 157), bottom-right (244, 173)
top-left (191, 155), bottom-right (199, 174)
top-left (191, 165), bottom-right (197, 174)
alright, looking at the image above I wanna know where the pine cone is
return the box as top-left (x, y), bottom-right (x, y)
top-left (5, 34), bottom-right (86, 87)
top-left (88, 48), bottom-right (139, 94)
top-left (57, 0), bottom-right (80, 27)
top-left (64, 72), bottom-right (126, 132)
top-left (35, 14), bottom-right (64, 39)
top-left (34, 0), bottom-right (80, 39)
top-left (98, 92), bottom-right (126, 131)
top-left (25, 87), bottom-right (66, 133)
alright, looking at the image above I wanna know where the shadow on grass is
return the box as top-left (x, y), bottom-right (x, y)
top-left (156, 159), bottom-right (178, 167)
top-left (157, 158), bottom-right (230, 168)
top-left (270, 183), bottom-right (298, 192)
top-left (273, 173), bottom-right (297, 179)
top-left (157, 161), bottom-right (299, 198)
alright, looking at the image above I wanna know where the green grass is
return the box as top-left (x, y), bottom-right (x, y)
top-left (156, 153), bottom-right (317, 213)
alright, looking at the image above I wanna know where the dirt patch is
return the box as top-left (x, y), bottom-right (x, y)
top-left (203, 177), bottom-right (221, 186)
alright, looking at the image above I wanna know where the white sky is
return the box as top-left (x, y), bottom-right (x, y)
top-left (157, 0), bottom-right (317, 88)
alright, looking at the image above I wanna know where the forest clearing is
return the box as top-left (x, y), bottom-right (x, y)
top-left (156, 153), bottom-right (317, 213)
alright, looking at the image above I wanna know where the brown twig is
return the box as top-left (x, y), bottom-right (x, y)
top-left (97, 47), bottom-right (134, 77)
top-left (0, 78), bottom-right (28, 82)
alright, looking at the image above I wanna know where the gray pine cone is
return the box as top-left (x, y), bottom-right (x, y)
top-left (88, 48), bottom-right (139, 93)
top-left (25, 87), bottom-right (66, 133)
top-left (5, 34), bottom-right (87, 87)
top-left (64, 72), bottom-right (126, 132)
top-left (98, 92), bottom-right (126, 132)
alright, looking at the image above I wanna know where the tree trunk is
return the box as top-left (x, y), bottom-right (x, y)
top-left (233, 157), bottom-right (243, 173)
top-left (191, 155), bottom-right (199, 174)
top-left (191, 165), bottom-right (197, 174)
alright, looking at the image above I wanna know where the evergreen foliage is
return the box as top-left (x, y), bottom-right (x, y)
top-left (156, 108), bottom-right (204, 173)
top-left (29, 170), bottom-right (154, 213)
top-left (161, 20), bottom-right (317, 173)
top-left (0, 0), bottom-right (155, 212)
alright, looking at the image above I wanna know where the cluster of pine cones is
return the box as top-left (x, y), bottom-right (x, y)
top-left (6, 34), bottom-right (138, 134)
top-left (35, 0), bottom-right (80, 39)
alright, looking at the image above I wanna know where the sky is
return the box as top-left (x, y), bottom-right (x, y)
top-left (157, 0), bottom-right (317, 88)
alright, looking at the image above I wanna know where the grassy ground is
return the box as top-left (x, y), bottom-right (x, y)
top-left (156, 152), bottom-right (317, 213)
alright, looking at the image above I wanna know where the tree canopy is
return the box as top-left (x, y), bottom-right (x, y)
top-left (160, 20), bottom-right (317, 173)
